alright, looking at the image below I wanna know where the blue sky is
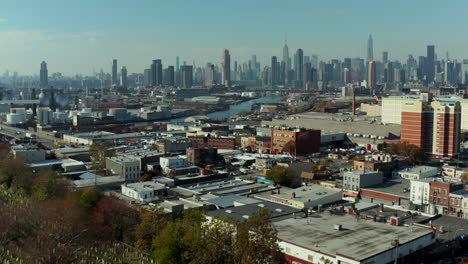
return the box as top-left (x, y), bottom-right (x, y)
top-left (1, 0), bottom-right (467, 75)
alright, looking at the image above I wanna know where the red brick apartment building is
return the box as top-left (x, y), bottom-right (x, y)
top-left (401, 98), bottom-right (461, 159)
top-left (429, 180), bottom-right (463, 215)
top-left (188, 136), bottom-right (236, 150)
top-left (271, 128), bottom-right (321, 156)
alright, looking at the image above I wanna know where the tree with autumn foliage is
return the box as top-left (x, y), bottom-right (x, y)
top-left (266, 165), bottom-right (294, 187)
top-left (92, 195), bottom-right (141, 243)
top-left (0, 157), bottom-right (34, 193)
top-left (383, 141), bottom-right (427, 164)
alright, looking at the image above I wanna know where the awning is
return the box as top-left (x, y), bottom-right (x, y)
top-left (343, 191), bottom-right (360, 198)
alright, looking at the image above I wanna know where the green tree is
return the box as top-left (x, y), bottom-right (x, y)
top-left (80, 187), bottom-right (103, 213)
top-left (0, 157), bottom-right (34, 192)
top-left (266, 165), bottom-right (294, 187)
top-left (383, 142), bottom-right (427, 164)
top-left (233, 209), bottom-right (285, 264)
top-left (31, 170), bottom-right (69, 200)
top-left (135, 208), bottom-right (168, 252)
top-left (89, 142), bottom-right (115, 175)
top-left (138, 174), bottom-right (153, 182)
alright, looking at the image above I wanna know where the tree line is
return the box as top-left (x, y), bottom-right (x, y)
top-left (0, 142), bottom-right (285, 264)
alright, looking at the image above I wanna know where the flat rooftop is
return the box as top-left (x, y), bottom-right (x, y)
top-left (363, 178), bottom-right (411, 199)
top-left (180, 179), bottom-right (275, 196)
top-left (207, 199), bottom-right (300, 222)
top-left (274, 212), bottom-right (433, 261)
top-left (271, 185), bottom-right (341, 203)
top-left (124, 181), bottom-right (166, 192)
top-left (396, 165), bottom-right (438, 174)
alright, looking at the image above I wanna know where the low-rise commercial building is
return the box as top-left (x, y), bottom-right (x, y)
top-left (271, 128), bottom-right (321, 156)
top-left (11, 144), bottom-right (46, 163)
top-left (393, 166), bottom-right (439, 180)
top-left (270, 184), bottom-right (342, 209)
top-left (343, 170), bottom-right (383, 193)
top-left (106, 156), bottom-right (141, 182)
top-left (121, 181), bottom-right (168, 202)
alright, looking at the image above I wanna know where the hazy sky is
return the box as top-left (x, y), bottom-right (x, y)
top-left (1, 0), bottom-right (468, 75)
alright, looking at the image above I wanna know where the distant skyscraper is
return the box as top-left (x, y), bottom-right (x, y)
top-left (384, 62), bottom-right (394, 83)
top-left (271, 56), bottom-right (278, 87)
top-left (367, 34), bottom-right (373, 62)
top-left (222, 49), bottom-right (231, 87)
top-left (303, 62), bottom-right (312, 84)
top-left (382, 51), bottom-right (388, 64)
top-left (368, 61), bottom-right (377, 89)
top-left (121, 66), bottom-right (128, 88)
top-left (343, 68), bottom-right (351, 84)
top-left (163, 66), bottom-right (175, 86)
top-left (427, 45), bottom-right (435, 83)
top-left (294, 49), bottom-right (304, 88)
top-left (151, 59), bottom-right (163, 86)
top-left (176, 56), bottom-right (180, 72)
top-left (205, 63), bottom-right (216, 86)
top-left (111, 59), bottom-right (118, 87)
top-left (180, 65), bottom-right (193, 88)
top-left (143, 69), bottom-right (151, 86)
top-left (40, 61), bottom-right (48, 88)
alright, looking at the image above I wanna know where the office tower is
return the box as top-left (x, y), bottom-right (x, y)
top-left (332, 60), bottom-right (341, 83)
top-left (120, 66), bottom-right (128, 88)
top-left (343, 58), bottom-right (352, 72)
top-left (222, 49), bottom-right (231, 87)
top-left (304, 56), bottom-right (311, 64)
top-left (111, 59), bottom-right (118, 87)
top-left (303, 62), bottom-right (312, 84)
top-left (151, 59), bottom-right (163, 86)
top-left (163, 66), bottom-right (175, 86)
top-left (283, 40), bottom-right (290, 84)
top-left (40, 61), bottom-right (48, 88)
top-left (461, 61), bottom-right (468, 85)
top-left (444, 61), bottom-right (453, 84)
top-left (427, 45), bottom-right (435, 83)
top-left (294, 49), bottom-right (304, 88)
top-left (205, 63), bottom-right (216, 86)
top-left (368, 61), bottom-right (377, 89)
top-left (271, 56), bottom-right (278, 87)
top-left (384, 62), bottom-right (394, 83)
top-left (143, 69), bottom-right (152, 86)
top-left (176, 56), bottom-right (180, 72)
top-left (343, 68), bottom-right (351, 84)
top-left (367, 34), bottom-right (374, 62)
top-left (382, 51), bottom-right (388, 64)
top-left (311, 55), bottom-right (319, 69)
top-left (180, 65), bottom-right (193, 88)
top-left (397, 68), bottom-right (406, 83)
top-left (418, 56), bottom-right (427, 81)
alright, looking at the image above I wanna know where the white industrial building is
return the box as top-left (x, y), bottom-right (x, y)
top-left (11, 144), bottom-right (46, 163)
top-left (121, 181), bottom-right (167, 202)
top-left (393, 166), bottom-right (438, 180)
top-left (6, 108), bottom-right (27, 125)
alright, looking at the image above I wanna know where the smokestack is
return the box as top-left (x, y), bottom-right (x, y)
top-left (352, 87), bottom-right (356, 115)
top-left (380, 203), bottom-right (384, 212)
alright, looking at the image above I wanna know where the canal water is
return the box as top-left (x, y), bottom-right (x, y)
top-left (170, 94), bottom-right (282, 122)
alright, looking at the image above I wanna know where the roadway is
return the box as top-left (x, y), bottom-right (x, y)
top-left (0, 123), bottom-right (67, 149)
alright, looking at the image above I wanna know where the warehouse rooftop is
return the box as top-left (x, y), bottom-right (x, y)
top-left (274, 212), bottom-right (433, 262)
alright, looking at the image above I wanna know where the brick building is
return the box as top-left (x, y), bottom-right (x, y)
top-left (188, 136), bottom-right (236, 150)
top-left (429, 180), bottom-right (463, 215)
top-left (186, 147), bottom-right (219, 167)
top-left (400, 94), bottom-right (461, 159)
top-left (271, 128), bottom-right (321, 156)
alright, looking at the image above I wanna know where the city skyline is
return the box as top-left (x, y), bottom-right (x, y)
top-left (2, 1), bottom-right (468, 75)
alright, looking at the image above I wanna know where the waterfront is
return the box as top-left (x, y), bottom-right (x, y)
top-left (170, 94), bottom-right (282, 122)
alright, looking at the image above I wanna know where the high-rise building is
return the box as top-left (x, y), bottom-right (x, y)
top-left (401, 94), bottom-right (461, 158)
top-left (120, 66), bottom-right (128, 88)
top-left (368, 61), bottom-right (377, 89)
top-left (111, 59), bottom-right (118, 87)
top-left (384, 62), bottom-right (394, 83)
top-left (271, 56), bottom-right (278, 87)
top-left (427, 45), bottom-right (435, 83)
top-left (180, 65), bottom-right (193, 88)
top-left (205, 63), bottom-right (216, 86)
top-left (283, 40), bottom-right (290, 84)
top-left (143, 69), bottom-right (151, 86)
top-left (303, 62), bottom-right (312, 84)
top-left (151, 59), bottom-right (163, 86)
top-left (343, 68), bottom-right (351, 84)
top-left (222, 49), bottom-right (231, 87)
top-left (163, 66), bottom-right (175, 86)
top-left (367, 34), bottom-right (373, 62)
top-left (40, 61), bottom-right (48, 88)
top-left (294, 49), bottom-right (304, 88)
top-left (382, 51), bottom-right (388, 64)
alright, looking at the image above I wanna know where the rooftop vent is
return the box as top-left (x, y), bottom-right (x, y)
top-left (275, 208), bottom-right (283, 213)
top-left (258, 203), bottom-right (265, 208)
top-left (225, 210), bottom-right (232, 214)
top-left (242, 215), bottom-right (250, 219)
top-left (334, 224), bottom-right (342, 231)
